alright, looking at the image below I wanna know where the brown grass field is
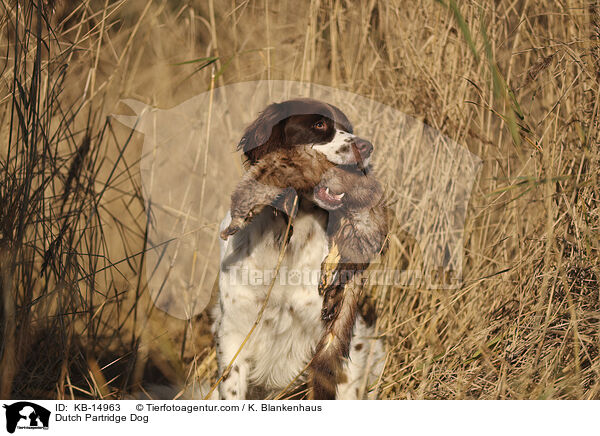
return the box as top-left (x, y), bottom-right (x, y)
top-left (0, 0), bottom-right (599, 400)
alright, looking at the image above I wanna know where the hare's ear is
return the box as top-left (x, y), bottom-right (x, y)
top-left (238, 102), bottom-right (287, 164)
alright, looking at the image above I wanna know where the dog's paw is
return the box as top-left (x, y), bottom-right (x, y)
top-left (220, 224), bottom-right (240, 240)
top-left (321, 306), bottom-right (336, 321)
top-left (320, 282), bottom-right (344, 321)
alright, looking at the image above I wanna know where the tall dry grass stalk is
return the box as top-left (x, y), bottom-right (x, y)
top-left (0, 0), bottom-right (598, 399)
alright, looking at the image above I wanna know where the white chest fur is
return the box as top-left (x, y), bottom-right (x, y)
top-left (214, 203), bottom-right (329, 392)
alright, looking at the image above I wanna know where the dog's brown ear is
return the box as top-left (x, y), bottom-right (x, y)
top-left (238, 102), bottom-right (287, 164)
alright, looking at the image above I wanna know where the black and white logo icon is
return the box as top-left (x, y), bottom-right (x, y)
top-left (3, 402), bottom-right (50, 433)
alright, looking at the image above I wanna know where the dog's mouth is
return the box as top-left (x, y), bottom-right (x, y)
top-left (315, 186), bottom-right (345, 209)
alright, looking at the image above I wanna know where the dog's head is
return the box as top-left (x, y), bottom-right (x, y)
top-left (238, 98), bottom-right (373, 167)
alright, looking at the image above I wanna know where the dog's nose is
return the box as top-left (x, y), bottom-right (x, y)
top-left (354, 138), bottom-right (373, 157)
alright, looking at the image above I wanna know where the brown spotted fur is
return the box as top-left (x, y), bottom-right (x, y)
top-left (221, 146), bottom-right (388, 400)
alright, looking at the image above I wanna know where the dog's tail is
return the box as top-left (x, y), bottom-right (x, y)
top-left (309, 282), bottom-right (360, 400)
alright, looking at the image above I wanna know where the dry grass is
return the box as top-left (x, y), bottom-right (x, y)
top-left (0, 0), bottom-right (599, 400)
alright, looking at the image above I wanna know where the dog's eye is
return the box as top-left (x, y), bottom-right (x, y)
top-left (313, 120), bottom-right (326, 130)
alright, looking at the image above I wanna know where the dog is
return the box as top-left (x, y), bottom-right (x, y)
top-left (213, 98), bottom-right (385, 399)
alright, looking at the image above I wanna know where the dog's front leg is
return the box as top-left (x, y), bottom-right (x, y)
top-left (215, 323), bottom-right (251, 400)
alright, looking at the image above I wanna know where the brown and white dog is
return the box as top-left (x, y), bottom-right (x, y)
top-left (213, 98), bottom-right (384, 399)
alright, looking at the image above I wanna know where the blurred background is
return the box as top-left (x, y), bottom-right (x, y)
top-left (0, 0), bottom-right (599, 399)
